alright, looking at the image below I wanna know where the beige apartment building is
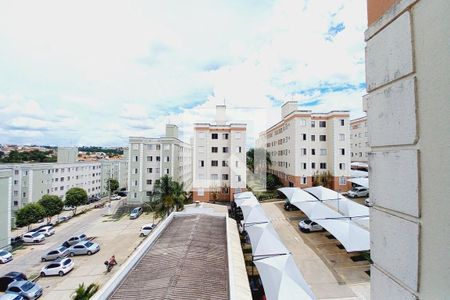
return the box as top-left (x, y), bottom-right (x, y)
top-left (128, 124), bottom-right (192, 204)
top-left (365, 0), bottom-right (450, 299)
top-left (350, 116), bottom-right (369, 162)
top-left (258, 101), bottom-right (351, 192)
top-left (99, 159), bottom-right (128, 196)
top-left (193, 105), bottom-right (246, 202)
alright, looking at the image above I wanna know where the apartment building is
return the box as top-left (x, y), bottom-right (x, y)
top-left (193, 105), bottom-right (247, 202)
top-left (350, 116), bottom-right (369, 162)
top-left (128, 124), bottom-right (193, 204)
top-left (100, 159), bottom-right (128, 195)
top-left (365, 0), bottom-right (450, 299)
top-left (258, 101), bottom-right (351, 192)
top-left (0, 168), bottom-right (12, 250)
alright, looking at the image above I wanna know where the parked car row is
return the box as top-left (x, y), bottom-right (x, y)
top-left (0, 272), bottom-right (42, 300)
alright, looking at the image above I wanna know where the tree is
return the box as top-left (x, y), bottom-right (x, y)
top-left (38, 195), bottom-right (64, 223)
top-left (65, 188), bottom-right (88, 215)
top-left (106, 178), bottom-right (119, 193)
top-left (73, 283), bottom-right (99, 300)
top-left (246, 148), bottom-right (272, 173)
top-left (312, 171), bottom-right (333, 188)
top-left (15, 203), bottom-right (46, 230)
top-left (148, 175), bottom-right (187, 218)
top-left (266, 173), bottom-right (283, 190)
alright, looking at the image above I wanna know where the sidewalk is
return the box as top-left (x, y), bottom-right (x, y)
top-left (261, 202), bottom-right (370, 300)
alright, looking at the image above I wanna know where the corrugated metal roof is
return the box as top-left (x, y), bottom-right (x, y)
top-left (109, 214), bottom-right (229, 300)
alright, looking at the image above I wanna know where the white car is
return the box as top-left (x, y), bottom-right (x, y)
top-left (365, 198), bottom-right (373, 207)
top-left (110, 195), bottom-right (121, 201)
top-left (22, 232), bottom-right (45, 243)
top-left (40, 258), bottom-right (74, 277)
top-left (348, 186), bottom-right (369, 198)
top-left (35, 226), bottom-right (55, 237)
top-left (139, 223), bottom-right (156, 237)
top-left (298, 219), bottom-right (324, 233)
top-left (0, 250), bottom-right (13, 264)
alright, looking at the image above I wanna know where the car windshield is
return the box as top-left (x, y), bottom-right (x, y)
top-left (132, 208), bottom-right (138, 213)
top-left (21, 281), bottom-right (34, 291)
top-left (0, 250), bottom-right (8, 255)
top-left (58, 246), bottom-right (67, 252)
top-left (304, 220), bottom-right (312, 224)
top-left (32, 232), bottom-right (41, 237)
top-left (80, 234), bottom-right (86, 239)
top-left (84, 241), bottom-right (93, 247)
top-left (63, 259), bottom-right (72, 265)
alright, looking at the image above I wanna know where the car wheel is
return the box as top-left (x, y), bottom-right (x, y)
top-left (40, 272), bottom-right (46, 277)
top-left (87, 251), bottom-right (92, 255)
top-left (58, 271), bottom-right (64, 276)
top-left (41, 258), bottom-right (46, 262)
top-left (139, 233), bottom-right (144, 237)
top-left (70, 252), bottom-right (75, 257)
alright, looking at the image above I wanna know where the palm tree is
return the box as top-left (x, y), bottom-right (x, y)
top-left (172, 181), bottom-right (187, 211)
top-left (148, 175), bottom-right (187, 218)
top-left (73, 283), bottom-right (99, 300)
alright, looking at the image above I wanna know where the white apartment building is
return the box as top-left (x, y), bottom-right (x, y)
top-left (258, 101), bottom-right (351, 192)
top-left (6, 161), bottom-right (102, 211)
top-left (0, 168), bottom-right (12, 250)
top-left (350, 116), bottom-right (369, 162)
top-left (100, 159), bottom-right (128, 195)
top-left (193, 105), bottom-right (247, 202)
top-left (128, 124), bottom-right (193, 204)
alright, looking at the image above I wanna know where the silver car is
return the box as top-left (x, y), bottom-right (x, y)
top-left (41, 246), bottom-right (69, 262)
top-left (66, 234), bottom-right (87, 246)
top-left (6, 280), bottom-right (42, 300)
top-left (68, 241), bottom-right (100, 256)
top-left (0, 294), bottom-right (24, 300)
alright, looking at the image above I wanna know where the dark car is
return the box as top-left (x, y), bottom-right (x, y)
top-left (284, 201), bottom-right (299, 211)
top-left (0, 272), bottom-right (27, 292)
top-left (88, 196), bottom-right (100, 203)
top-left (117, 191), bottom-right (127, 197)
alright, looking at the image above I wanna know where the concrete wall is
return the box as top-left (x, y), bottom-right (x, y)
top-left (0, 169), bottom-right (12, 250)
top-left (365, 0), bottom-right (450, 298)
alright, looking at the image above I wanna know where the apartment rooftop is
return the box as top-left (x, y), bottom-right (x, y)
top-left (108, 214), bottom-right (230, 300)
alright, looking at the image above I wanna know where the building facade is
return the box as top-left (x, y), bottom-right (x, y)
top-left (100, 159), bottom-right (128, 196)
top-left (350, 116), bottom-right (369, 162)
top-left (365, 0), bottom-right (450, 298)
top-left (128, 124), bottom-right (193, 204)
top-left (0, 168), bottom-right (12, 250)
top-left (6, 161), bottom-right (102, 211)
top-left (258, 101), bottom-right (351, 192)
top-left (193, 105), bottom-right (247, 202)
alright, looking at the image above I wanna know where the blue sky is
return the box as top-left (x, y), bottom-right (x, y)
top-left (0, 0), bottom-right (367, 147)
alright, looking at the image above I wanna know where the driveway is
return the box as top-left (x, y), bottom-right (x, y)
top-left (261, 201), bottom-right (370, 300)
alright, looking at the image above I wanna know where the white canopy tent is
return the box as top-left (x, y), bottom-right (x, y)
top-left (246, 222), bottom-right (289, 257)
top-left (235, 194), bottom-right (259, 207)
top-left (348, 177), bottom-right (369, 188)
top-left (326, 197), bottom-right (369, 218)
top-left (313, 218), bottom-right (370, 252)
top-left (254, 254), bottom-right (316, 300)
top-left (304, 186), bottom-right (345, 202)
top-left (295, 201), bottom-right (343, 220)
top-left (234, 191), bottom-right (255, 200)
top-left (278, 187), bottom-right (317, 204)
top-left (241, 204), bottom-right (270, 225)
top-left (350, 170), bottom-right (369, 178)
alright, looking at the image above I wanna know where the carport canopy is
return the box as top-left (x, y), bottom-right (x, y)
top-left (304, 186), bottom-right (345, 202)
top-left (278, 187), bottom-right (317, 204)
top-left (245, 222), bottom-right (289, 257)
top-left (348, 177), bottom-right (369, 188)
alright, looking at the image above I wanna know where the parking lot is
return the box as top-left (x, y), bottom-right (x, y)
top-left (261, 201), bottom-right (370, 300)
top-left (0, 199), bottom-right (158, 299)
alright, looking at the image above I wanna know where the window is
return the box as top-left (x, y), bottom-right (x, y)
top-left (199, 160), bottom-right (205, 167)
top-left (146, 179), bottom-right (152, 185)
top-left (222, 133), bottom-right (229, 140)
top-left (320, 163), bottom-right (327, 169)
top-left (301, 148), bottom-right (307, 155)
top-left (147, 168), bottom-right (152, 173)
top-left (311, 162), bottom-right (316, 169)
top-left (198, 188), bottom-right (204, 196)
top-left (211, 160), bottom-right (218, 167)
top-left (237, 175), bottom-right (242, 182)
top-left (134, 193), bottom-right (137, 198)
top-left (222, 147), bottom-right (229, 153)
top-left (165, 156), bottom-right (170, 162)
top-left (134, 180), bottom-right (138, 186)
top-left (147, 156), bottom-right (153, 162)
top-left (222, 160), bottom-right (228, 167)
top-left (236, 146), bottom-right (242, 153)
top-left (339, 176), bottom-right (346, 185)
top-left (340, 148), bottom-right (345, 155)
top-left (146, 191), bottom-right (152, 196)
top-left (147, 144), bottom-right (154, 150)
top-left (166, 169), bottom-right (169, 174)
top-left (222, 174), bottom-right (229, 180)
top-left (13, 191), bottom-right (18, 196)
top-left (311, 149), bottom-right (316, 155)
top-left (211, 133), bottom-right (218, 139)
top-left (212, 147), bottom-right (218, 153)
top-left (311, 121), bottom-right (315, 128)
top-left (311, 135), bottom-right (315, 142)
top-left (302, 163), bottom-right (307, 170)
top-left (134, 155), bottom-right (138, 162)
top-left (339, 163), bottom-right (345, 170)
top-left (156, 145), bottom-right (161, 150)
top-left (339, 134), bottom-right (345, 141)
top-left (319, 135), bottom-right (326, 141)
top-left (301, 133), bottom-right (307, 141)
top-left (156, 156), bottom-right (160, 161)
top-left (235, 161), bottom-right (239, 168)
top-left (320, 149), bottom-right (327, 156)
top-left (319, 121), bottom-right (326, 127)
top-left (211, 174), bottom-right (219, 180)
top-left (301, 177), bottom-right (307, 184)
top-left (340, 119), bottom-right (345, 126)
